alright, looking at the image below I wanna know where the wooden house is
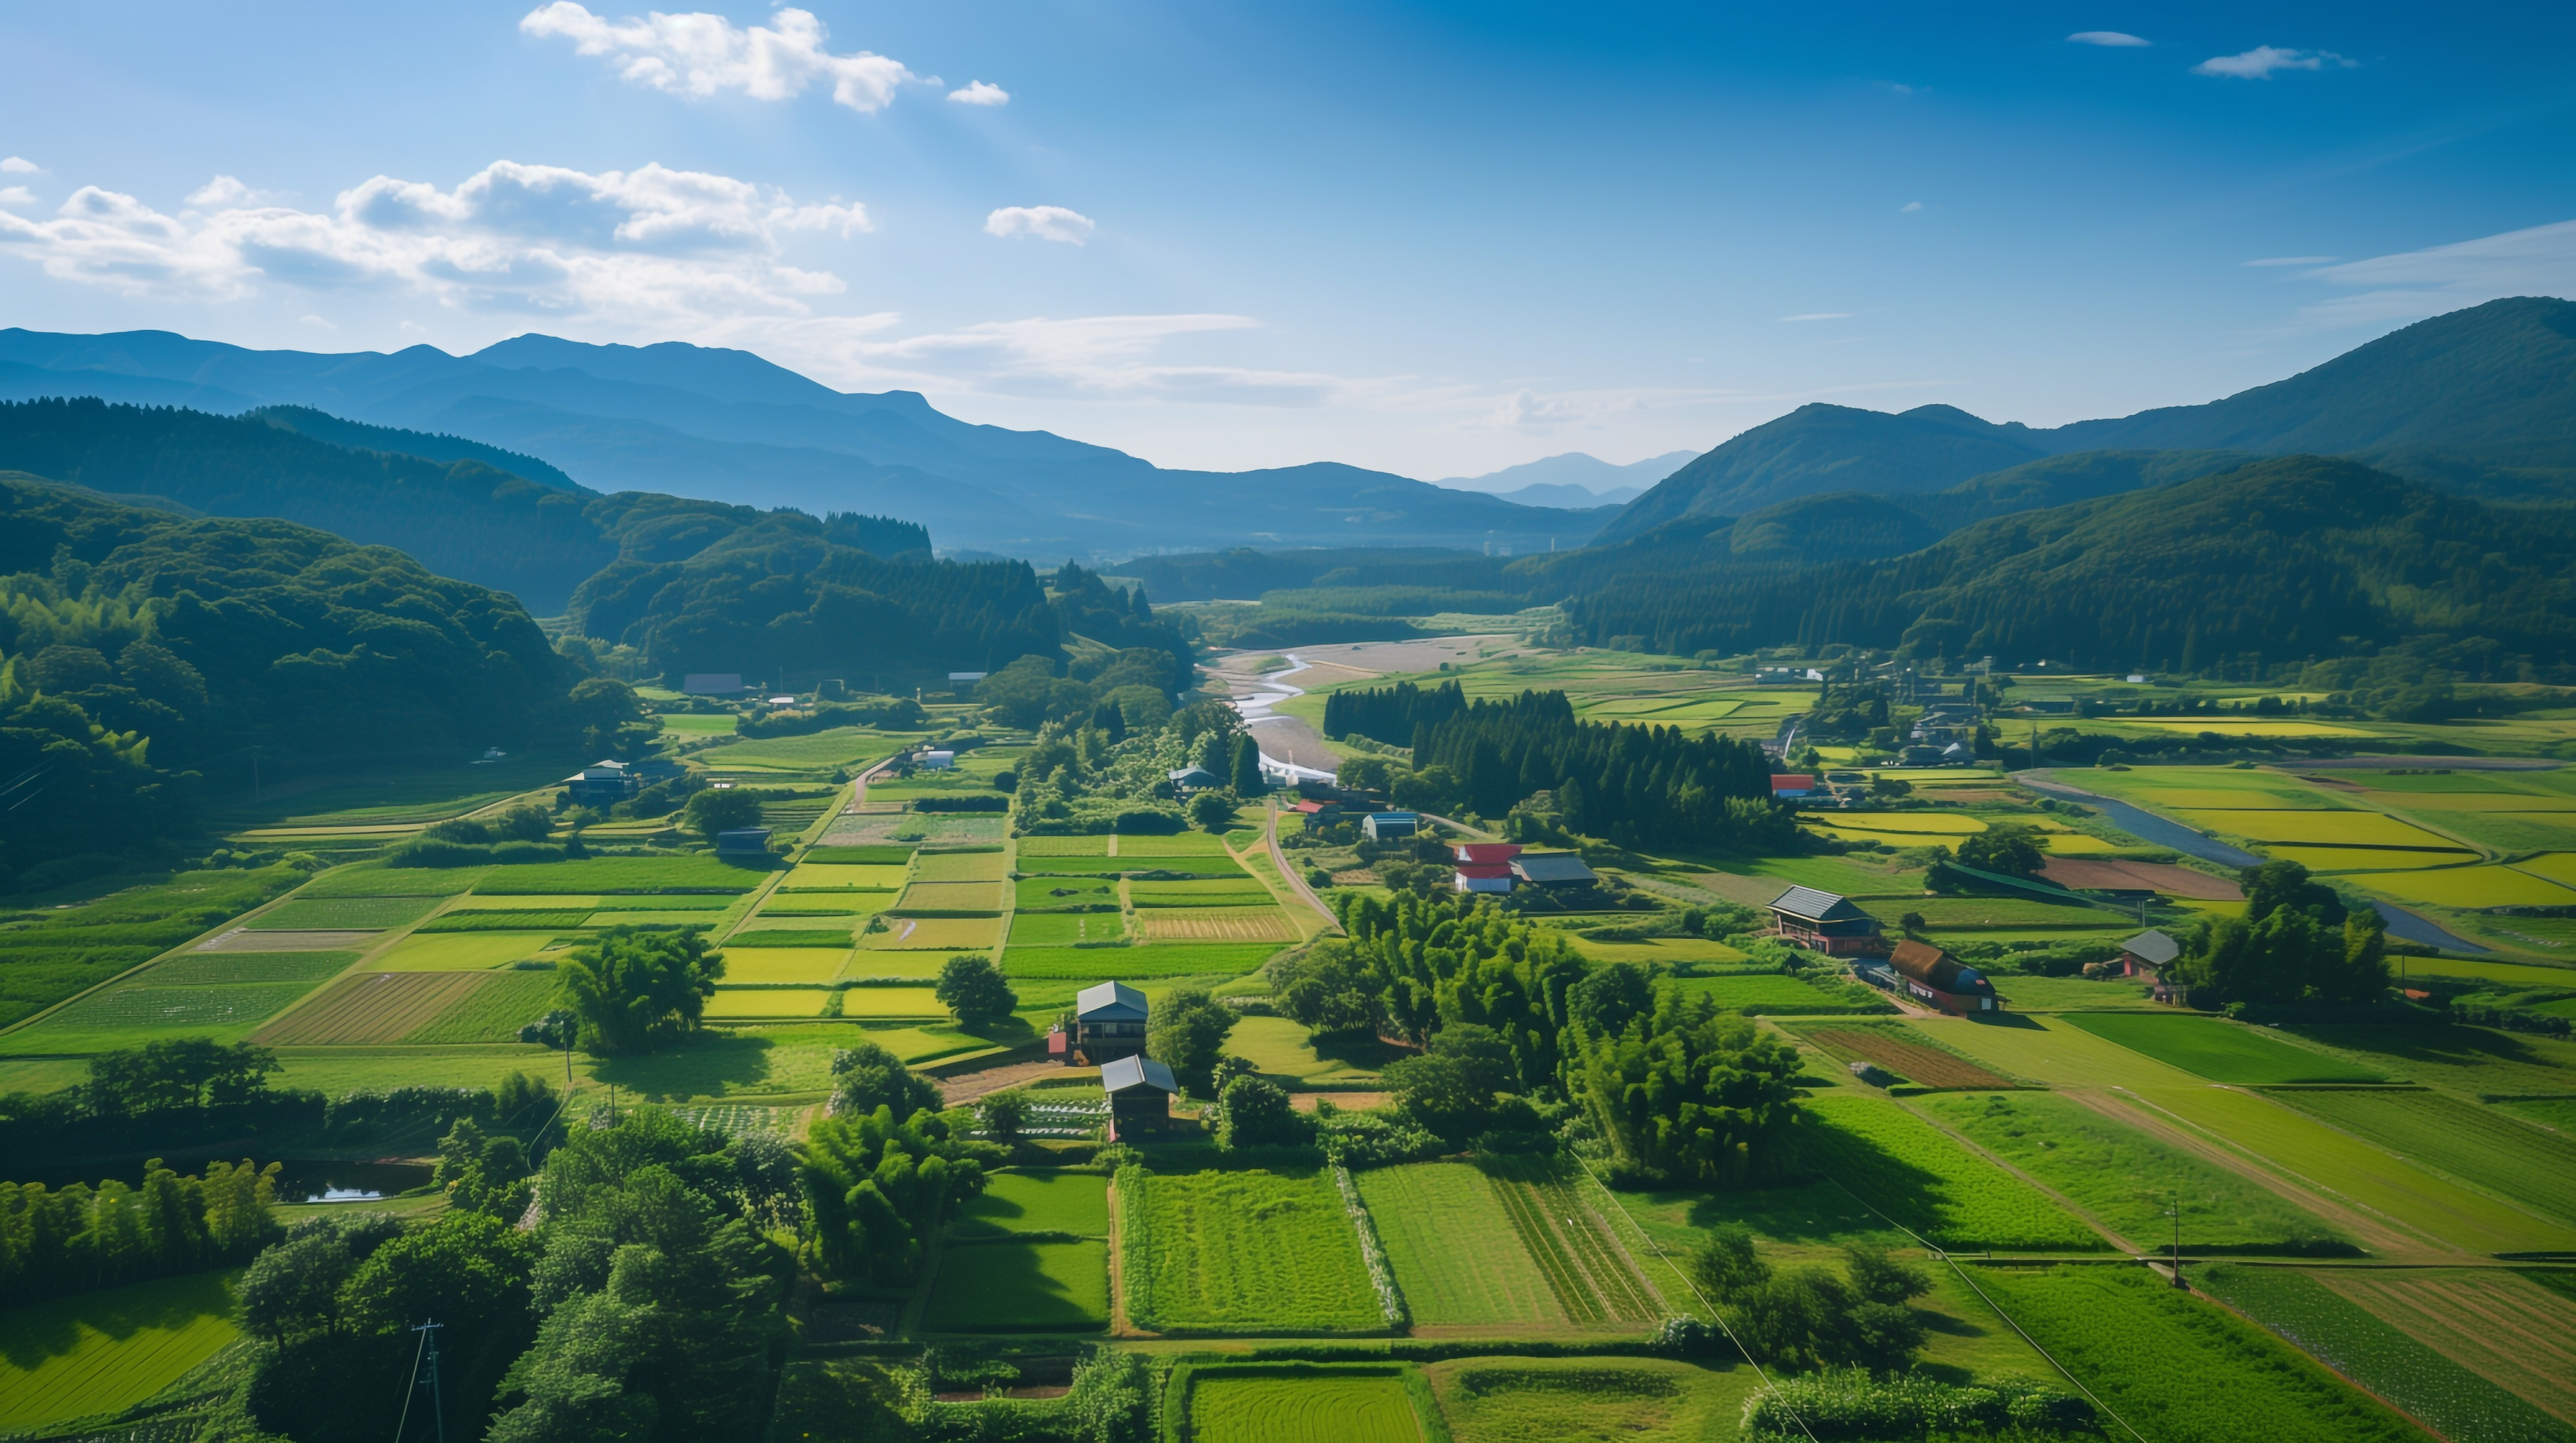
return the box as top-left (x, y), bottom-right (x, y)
top-left (1887, 939), bottom-right (2002, 1014)
top-left (1067, 980), bottom-right (1149, 1065)
top-left (1768, 885), bottom-right (1886, 956)
top-left (1101, 1055), bottom-right (1177, 1138)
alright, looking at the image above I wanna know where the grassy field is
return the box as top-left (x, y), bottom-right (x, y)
top-left (1662, 973), bottom-right (1882, 1015)
top-left (473, 857), bottom-right (768, 894)
top-left (2128, 1086), bottom-right (2576, 1255)
top-left (1973, 1264), bottom-right (2435, 1443)
top-left (1016, 876), bottom-right (1120, 909)
top-left (2267, 1090), bottom-right (2576, 1223)
top-left (2283, 1024), bottom-right (2576, 1098)
top-left (2196, 1264), bottom-right (2576, 1443)
top-left (1118, 1165), bottom-right (1384, 1333)
top-left (1424, 1357), bottom-right (1758, 1443)
top-left (952, 1169), bottom-right (1110, 1238)
top-left (3, 980), bottom-right (321, 1051)
top-left (1192, 1368), bottom-right (1422, 1443)
top-left (922, 1239), bottom-right (1110, 1332)
top-left (1800, 1093), bottom-right (2106, 1251)
top-left (0, 1271), bottom-right (240, 1432)
top-left (1228, 1016), bottom-right (1387, 1086)
top-left (2063, 1013), bottom-right (2385, 1084)
top-left (1358, 1163), bottom-right (1564, 1327)
top-left (1985, 974), bottom-right (2170, 1010)
top-left (252, 894), bottom-right (443, 930)
top-left (1921, 1091), bottom-right (2355, 1252)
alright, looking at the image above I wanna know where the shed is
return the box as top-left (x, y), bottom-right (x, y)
top-left (715, 828), bottom-right (773, 856)
top-left (1887, 939), bottom-right (2002, 1014)
top-left (2119, 928), bottom-right (2181, 980)
top-left (1452, 841), bottom-right (1521, 894)
top-left (1101, 1055), bottom-right (1176, 1136)
top-left (1168, 765), bottom-right (1223, 792)
top-left (1768, 885), bottom-right (1885, 956)
top-left (1771, 774), bottom-right (1817, 798)
top-left (1512, 853), bottom-right (1599, 888)
top-left (1072, 980), bottom-right (1149, 1065)
top-left (1362, 811), bottom-right (1419, 840)
top-left (918, 749), bottom-right (956, 770)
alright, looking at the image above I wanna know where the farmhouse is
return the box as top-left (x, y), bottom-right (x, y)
top-left (2119, 928), bottom-right (2181, 979)
top-left (714, 828), bottom-right (772, 857)
top-left (1101, 1055), bottom-right (1177, 1138)
top-left (1512, 852), bottom-right (1599, 888)
top-left (1768, 885), bottom-right (1886, 955)
top-left (1168, 765), bottom-right (1223, 793)
top-left (1883, 939), bottom-right (2003, 1014)
top-left (1060, 980), bottom-right (1149, 1065)
top-left (1771, 774), bottom-right (1818, 799)
top-left (1362, 811), bottom-right (1420, 840)
top-left (1453, 841), bottom-right (1522, 894)
top-left (565, 759), bottom-right (639, 806)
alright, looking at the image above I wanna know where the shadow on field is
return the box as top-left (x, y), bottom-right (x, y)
top-left (589, 1032), bottom-right (780, 1100)
top-left (0, 1269), bottom-right (233, 1368)
top-left (1970, 1012), bottom-right (2047, 1031)
top-left (1644, 1180), bottom-right (1897, 1244)
top-left (1799, 1115), bottom-right (1953, 1241)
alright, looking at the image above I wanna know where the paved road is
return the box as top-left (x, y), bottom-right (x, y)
top-left (1260, 801), bottom-right (1341, 934)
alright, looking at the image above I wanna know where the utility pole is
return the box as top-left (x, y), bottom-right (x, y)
top-left (2169, 1191), bottom-right (2185, 1289)
top-left (411, 1319), bottom-right (447, 1443)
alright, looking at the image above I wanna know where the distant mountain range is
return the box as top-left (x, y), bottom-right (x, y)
top-left (1434, 450), bottom-right (1695, 506)
top-left (0, 329), bottom-right (1611, 559)
top-left (1598, 297), bottom-right (2576, 543)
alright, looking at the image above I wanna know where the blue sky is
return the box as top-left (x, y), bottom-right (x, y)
top-left (0, 1), bottom-right (2571, 478)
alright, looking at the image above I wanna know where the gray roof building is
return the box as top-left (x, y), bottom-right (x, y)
top-left (1101, 1054), bottom-right (1177, 1094)
top-left (2122, 929), bottom-right (2181, 967)
top-left (1512, 853), bottom-right (1600, 887)
top-left (1076, 980), bottom-right (1148, 1023)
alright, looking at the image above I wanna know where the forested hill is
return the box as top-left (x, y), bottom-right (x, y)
top-left (1563, 456), bottom-right (2576, 670)
top-left (0, 399), bottom-right (927, 614)
top-left (0, 476), bottom-right (580, 878)
top-left (1600, 297), bottom-right (2576, 541)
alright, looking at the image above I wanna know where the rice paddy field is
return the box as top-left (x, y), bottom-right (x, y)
top-left (1190, 1367), bottom-right (1423, 1443)
top-left (1009, 911), bottom-right (1126, 945)
top-left (1358, 1163), bottom-right (1565, 1327)
top-left (1424, 1357), bottom-right (1759, 1443)
top-left (0, 1271), bottom-right (242, 1433)
top-left (2264, 1090), bottom-right (2576, 1223)
top-left (951, 1169), bottom-right (1111, 1239)
top-left (1799, 1093), bottom-right (2107, 1251)
top-left (2062, 1013), bottom-right (2385, 1084)
top-left (862, 917), bottom-right (1001, 950)
top-left (1117, 1165), bottom-right (1385, 1333)
top-left (923, 1240), bottom-right (1111, 1332)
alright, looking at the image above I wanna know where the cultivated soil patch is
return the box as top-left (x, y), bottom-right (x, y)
top-left (251, 971), bottom-right (482, 1044)
top-left (1800, 1025), bottom-right (2018, 1090)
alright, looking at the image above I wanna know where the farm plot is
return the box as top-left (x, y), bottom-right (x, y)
top-left (195, 926), bottom-right (372, 952)
top-left (1898, 896), bottom-right (2130, 930)
top-left (924, 1239), bottom-right (1110, 1332)
top-left (370, 932), bottom-right (562, 970)
top-left (1116, 1165), bottom-right (1384, 1333)
top-left (138, 951), bottom-right (355, 986)
top-left (1192, 1368), bottom-right (1421, 1443)
top-left (0, 1271), bottom-right (241, 1433)
top-left (2315, 1269), bottom-right (2576, 1428)
top-left (2364, 866), bottom-right (2576, 909)
top-left (1656, 973), bottom-right (1878, 1016)
top-left (953, 1169), bottom-right (1110, 1238)
top-left (2175, 809), bottom-right (2468, 850)
top-left (2196, 1264), bottom-right (2575, 1443)
top-left (14, 982), bottom-right (316, 1047)
top-left (783, 863), bottom-right (909, 890)
top-left (1003, 945), bottom-right (1279, 980)
top-left (1114, 833), bottom-right (1236, 857)
top-left (1127, 880), bottom-right (1271, 907)
top-left (2064, 1012), bottom-right (2383, 1084)
top-left (1791, 1022), bottom-right (2020, 1089)
top-left (252, 894), bottom-right (442, 930)
top-left (914, 850), bottom-right (1008, 882)
top-left (897, 881), bottom-right (1005, 912)
top-left (2515, 853), bottom-right (2576, 887)
top-left (863, 917), bottom-right (1001, 951)
top-left (701, 988), bottom-right (836, 1019)
top-left (1358, 1163), bottom-right (1563, 1327)
top-left (1228, 1015), bottom-right (1386, 1086)
top-left (666, 1103), bottom-right (797, 1137)
top-left (1973, 1264), bottom-right (2437, 1443)
top-left (1016, 876), bottom-right (1120, 909)
top-left (2267, 1090), bottom-right (2576, 1223)
top-left (2129, 1086), bottom-right (2576, 1256)
top-left (400, 971), bottom-right (560, 1043)
top-left (1131, 907), bottom-right (1295, 943)
top-left (1477, 1155), bottom-right (1662, 1323)
top-left (1016, 836), bottom-right (1110, 856)
top-left (415, 909), bottom-right (595, 932)
top-left (718, 948), bottom-right (850, 984)
top-left (299, 865), bottom-right (485, 896)
top-left (251, 971), bottom-right (486, 1044)
top-left (1009, 912), bottom-right (1125, 946)
top-left (2286, 1023), bottom-right (2576, 1098)
top-left (590, 894), bottom-right (735, 911)
top-left (726, 928), bottom-right (858, 948)
top-left (1921, 1092), bottom-right (2354, 1252)
top-left (1425, 1358), bottom-right (1756, 1443)
top-left (835, 987), bottom-right (945, 1019)
top-left (1929, 1014), bottom-right (2204, 1088)
top-left (803, 843), bottom-right (914, 865)
top-left (1016, 855), bottom-right (1139, 876)
top-left (473, 857), bottom-right (765, 894)
top-left (1800, 1093), bottom-right (2105, 1251)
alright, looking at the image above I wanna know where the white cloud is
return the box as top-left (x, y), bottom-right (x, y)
top-left (2244, 255), bottom-right (2337, 267)
top-left (733, 311), bottom-right (1362, 407)
top-left (2068, 30), bottom-right (2149, 46)
top-left (520, 3), bottom-right (924, 112)
top-left (1900, 201), bottom-right (1923, 213)
top-left (0, 157), bottom-right (41, 174)
top-left (185, 175), bottom-right (271, 209)
top-left (0, 158), bottom-right (870, 325)
top-left (299, 313), bottom-right (336, 330)
top-left (2193, 46), bottom-right (2356, 79)
top-left (947, 80), bottom-right (1009, 106)
top-left (984, 205), bottom-right (1095, 245)
top-left (0, 186), bottom-right (34, 209)
top-left (1778, 312), bottom-right (1853, 322)
top-left (2265, 218), bottom-right (2576, 334)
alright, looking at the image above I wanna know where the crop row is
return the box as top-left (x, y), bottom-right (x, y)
top-left (1802, 1094), bottom-right (2104, 1252)
top-left (1117, 1165), bottom-right (1383, 1334)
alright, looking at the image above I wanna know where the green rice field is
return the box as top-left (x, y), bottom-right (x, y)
top-left (1002, 944), bottom-right (1281, 979)
top-left (952, 1169), bottom-right (1110, 1238)
top-left (1425, 1357), bottom-right (1758, 1443)
top-left (138, 951), bottom-right (357, 986)
top-left (1016, 876), bottom-right (1120, 908)
top-left (1191, 1367), bottom-right (1422, 1443)
top-left (1008, 911), bottom-right (1124, 945)
top-left (2063, 1012), bottom-right (2385, 1084)
top-left (471, 857), bottom-right (766, 894)
top-left (2267, 1090), bottom-right (2576, 1223)
top-left (370, 932), bottom-right (563, 970)
top-left (298, 865), bottom-right (487, 897)
top-left (1118, 1165), bottom-right (1384, 1333)
top-left (922, 1239), bottom-right (1110, 1332)
top-left (401, 970), bottom-right (562, 1043)
top-left (1800, 1094), bottom-right (2106, 1251)
top-left (252, 894), bottom-right (443, 930)
top-left (0, 1271), bottom-right (241, 1432)
top-left (1358, 1163), bottom-right (1563, 1327)
top-left (1664, 972), bottom-right (1884, 1014)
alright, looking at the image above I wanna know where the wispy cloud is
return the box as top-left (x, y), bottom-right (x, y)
top-left (0, 159), bottom-right (870, 325)
top-left (947, 80), bottom-right (1009, 107)
top-left (2193, 46), bottom-right (2357, 79)
top-left (985, 205), bottom-right (1095, 245)
top-left (0, 157), bottom-right (41, 175)
top-left (1900, 201), bottom-right (1923, 213)
top-left (520, 3), bottom-right (931, 113)
top-left (2244, 255), bottom-right (2337, 267)
top-left (2068, 31), bottom-right (2149, 47)
top-left (2265, 218), bottom-right (2576, 334)
top-left (0, 187), bottom-right (34, 209)
top-left (1778, 312), bottom-right (1853, 322)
